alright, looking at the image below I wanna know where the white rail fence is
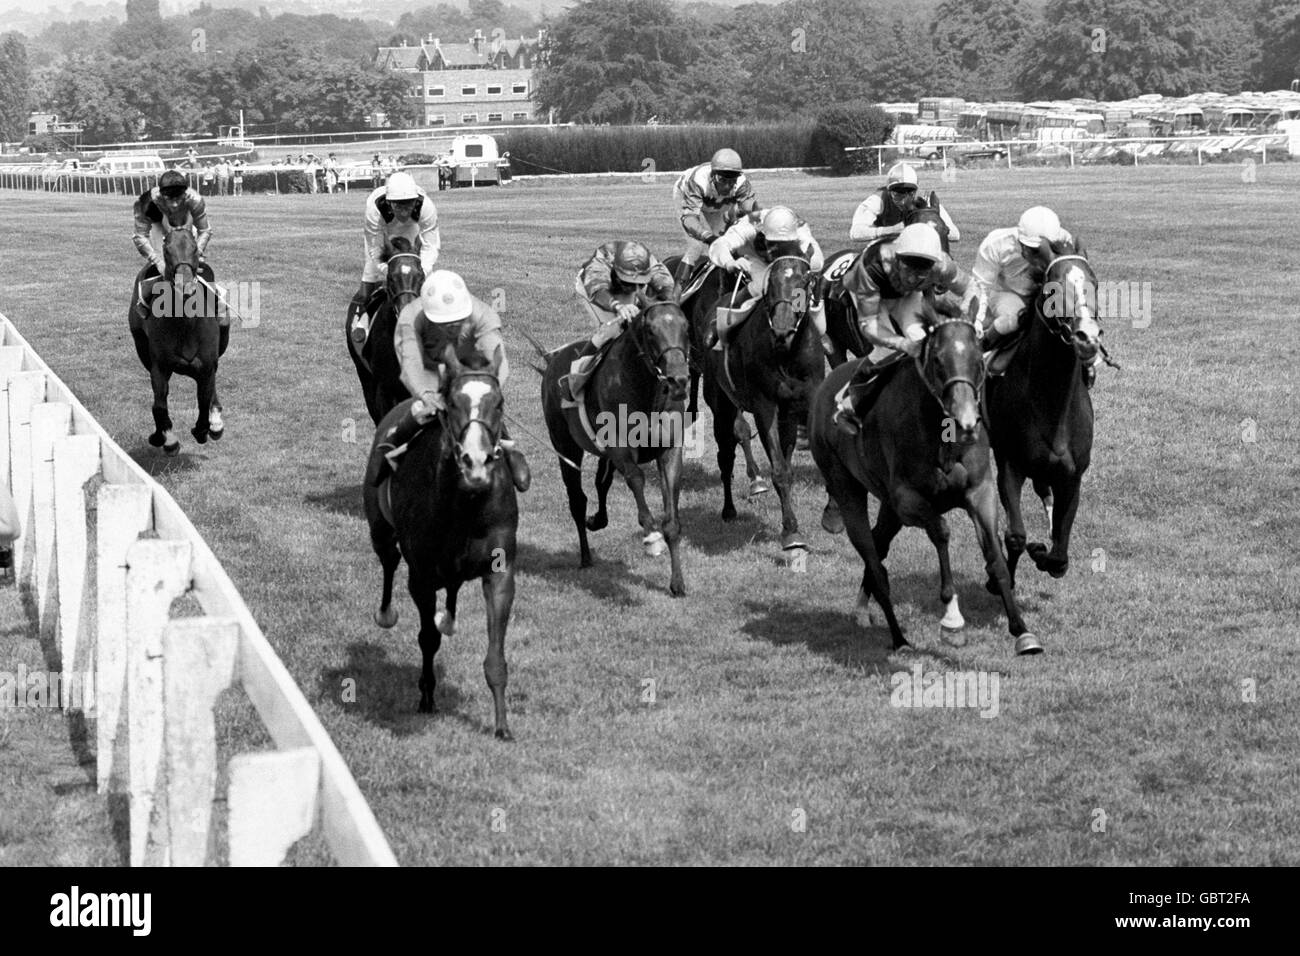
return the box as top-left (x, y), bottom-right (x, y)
top-left (0, 311), bottom-right (396, 867)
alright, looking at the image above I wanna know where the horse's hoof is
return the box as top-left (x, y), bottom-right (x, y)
top-left (781, 534), bottom-right (807, 552)
top-left (209, 409), bottom-right (224, 436)
top-left (208, 427), bottom-right (224, 441)
top-left (163, 441), bottom-right (180, 457)
top-left (585, 513), bottom-right (608, 532)
top-left (1014, 633), bottom-right (1044, 656)
top-left (374, 606), bottom-right (398, 629)
top-left (418, 699), bottom-right (436, 714)
top-left (148, 432), bottom-right (165, 447)
top-left (192, 428), bottom-right (208, 444)
top-left (721, 505), bottom-right (737, 522)
top-left (747, 477), bottom-right (770, 498)
top-left (854, 606), bottom-right (874, 629)
top-left (643, 532), bottom-right (667, 557)
top-left (821, 507), bottom-right (845, 535)
top-left (434, 610), bottom-right (456, 637)
top-left (669, 581), bottom-right (687, 598)
top-left (494, 727), bottom-right (514, 742)
top-left (940, 625), bottom-right (967, 647)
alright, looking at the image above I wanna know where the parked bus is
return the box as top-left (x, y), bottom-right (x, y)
top-left (1149, 106), bottom-right (1206, 136)
top-left (875, 102), bottom-right (918, 126)
top-left (983, 103), bottom-right (1024, 141)
top-left (918, 97), bottom-right (966, 128)
top-left (957, 108), bottom-right (988, 139)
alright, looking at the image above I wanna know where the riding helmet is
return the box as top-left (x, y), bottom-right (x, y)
top-left (1017, 206), bottom-right (1062, 248)
top-left (613, 242), bottom-right (654, 284)
top-left (385, 171), bottom-right (420, 201)
top-left (886, 163), bottom-right (919, 186)
top-left (420, 270), bottom-right (473, 323)
top-left (760, 206), bottom-right (801, 242)
top-left (894, 224), bottom-right (943, 263)
top-left (158, 169), bottom-right (188, 198)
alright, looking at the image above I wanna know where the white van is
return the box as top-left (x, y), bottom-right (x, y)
top-left (887, 124), bottom-right (960, 160)
top-left (442, 135), bottom-right (507, 186)
top-left (94, 152), bottom-right (166, 175)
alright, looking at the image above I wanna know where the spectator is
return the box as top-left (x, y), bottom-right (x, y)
top-left (371, 154), bottom-right (383, 189)
top-left (217, 160), bottom-right (230, 196)
top-left (325, 153), bottom-right (340, 193)
top-left (304, 156), bottom-right (320, 193)
top-left (201, 162), bottom-right (215, 196)
top-left (232, 159), bottom-right (244, 196)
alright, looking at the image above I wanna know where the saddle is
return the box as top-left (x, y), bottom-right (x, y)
top-left (834, 352), bottom-right (908, 422)
top-left (984, 332), bottom-right (1025, 377)
top-left (678, 262), bottom-right (715, 304)
top-left (561, 337), bottom-right (617, 406)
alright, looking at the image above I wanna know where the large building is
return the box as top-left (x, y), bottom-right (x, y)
top-left (375, 29), bottom-right (546, 129)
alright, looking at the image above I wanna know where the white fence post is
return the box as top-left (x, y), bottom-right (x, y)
top-left (53, 434), bottom-right (100, 694)
top-left (30, 402), bottom-right (71, 639)
top-left (228, 747), bottom-right (321, 866)
top-left (163, 616), bottom-right (239, 867)
top-left (96, 483), bottom-right (154, 794)
top-left (125, 537), bottom-right (193, 867)
top-left (6, 370), bottom-right (46, 587)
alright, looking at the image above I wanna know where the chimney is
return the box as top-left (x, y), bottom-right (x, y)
top-left (471, 28), bottom-right (484, 54)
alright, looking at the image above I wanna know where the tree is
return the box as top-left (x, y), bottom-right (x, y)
top-left (1257, 1), bottom-right (1300, 88)
top-left (872, 17), bottom-right (941, 102)
top-left (533, 0), bottom-right (700, 123)
top-left (1016, 0), bottom-right (1256, 99)
top-left (929, 0), bottom-right (1035, 100)
top-left (0, 33), bottom-right (32, 142)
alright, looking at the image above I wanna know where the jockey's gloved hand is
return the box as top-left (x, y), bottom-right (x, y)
top-left (615, 303), bottom-right (639, 323)
top-left (417, 390), bottom-right (445, 418)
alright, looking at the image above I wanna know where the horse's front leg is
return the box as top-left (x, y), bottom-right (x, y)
top-left (991, 452), bottom-right (1029, 592)
top-left (656, 446), bottom-right (686, 596)
top-left (734, 414), bottom-right (769, 497)
top-left (612, 450), bottom-right (663, 557)
top-left (208, 380), bottom-right (224, 439)
top-left (755, 402), bottom-right (804, 551)
top-left (482, 569), bottom-right (514, 741)
top-left (586, 456), bottom-right (614, 531)
top-left (923, 514), bottom-right (966, 645)
top-left (1028, 472), bottom-right (1083, 578)
top-left (148, 365), bottom-right (180, 456)
top-left (192, 367), bottom-right (214, 444)
top-left (967, 480), bottom-right (1042, 655)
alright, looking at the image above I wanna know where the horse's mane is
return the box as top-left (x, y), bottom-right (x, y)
top-left (457, 351), bottom-right (493, 372)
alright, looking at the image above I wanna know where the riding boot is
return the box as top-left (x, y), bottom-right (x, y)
top-left (500, 438), bottom-right (531, 493)
top-left (564, 337), bottom-right (604, 402)
top-left (833, 358), bottom-right (876, 436)
top-left (672, 258), bottom-right (694, 294)
top-left (369, 400), bottom-right (430, 487)
top-left (1083, 363), bottom-right (1096, 389)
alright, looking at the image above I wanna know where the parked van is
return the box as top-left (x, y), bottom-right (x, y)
top-left (94, 152), bottom-right (166, 175)
top-left (887, 124), bottom-right (960, 160)
top-left (441, 135), bottom-right (508, 186)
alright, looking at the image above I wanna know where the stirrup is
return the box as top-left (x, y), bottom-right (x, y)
top-left (833, 403), bottom-right (861, 436)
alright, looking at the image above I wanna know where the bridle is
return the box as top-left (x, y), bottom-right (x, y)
top-left (386, 251), bottom-right (424, 304)
top-left (628, 299), bottom-right (689, 389)
top-left (1034, 254), bottom-right (1094, 345)
top-left (758, 254), bottom-right (815, 336)
top-left (437, 370), bottom-right (505, 472)
top-left (920, 315), bottom-right (985, 430)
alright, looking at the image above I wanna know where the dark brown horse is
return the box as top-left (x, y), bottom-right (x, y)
top-left (822, 192), bottom-right (951, 369)
top-left (135, 228), bottom-right (225, 455)
top-left (697, 254), bottom-right (824, 552)
top-left (537, 294), bottom-right (690, 596)
top-left (364, 346), bottom-right (518, 739)
top-left (346, 238), bottom-right (425, 423)
top-left (986, 239), bottom-right (1101, 586)
top-left (810, 310), bottom-right (1042, 655)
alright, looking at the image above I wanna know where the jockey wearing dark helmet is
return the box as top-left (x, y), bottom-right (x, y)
top-left (128, 168), bottom-right (219, 370)
top-left (670, 147), bottom-right (761, 291)
top-left (849, 162), bottom-right (961, 244)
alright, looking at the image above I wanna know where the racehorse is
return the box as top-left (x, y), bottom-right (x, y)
top-left (810, 307), bottom-right (1042, 655)
top-left (346, 237), bottom-right (425, 423)
top-left (136, 227), bottom-right (226, 455)
top-left (664, 254), bottom-right (771, 498)
top-left (821, 191), bottom-right (951, 369)
top-left (364, 345), bottom-right (518, 740)
top-left (537, 294), bottom-right (690, 596)
top-left (985, 237), bottom-right (1101, 586)
top-left (697, 254), bottom-right (824, 551)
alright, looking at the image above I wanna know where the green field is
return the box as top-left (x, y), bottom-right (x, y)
top-left (2, 164), bottom-right (1298, 865)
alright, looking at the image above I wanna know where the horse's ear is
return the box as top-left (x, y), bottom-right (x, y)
top-left (1074, 235), bottom-right (1087, 259)
top-left (379, 241), bottom-right (392, 264)
top-left (927, 190), bottom-right (940, 209)
top-left (489, 342), bottom-right (504, 377)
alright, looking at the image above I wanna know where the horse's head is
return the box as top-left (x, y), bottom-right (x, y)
top-left (1035, 236), bottom-right (1101, 367)
top-left (629, 296), bottom-right (690, 402)
top-left (163, 228), bottom-right (199, 291)
top-left (919, 306), bottom-right (985, 443)
top-left (905, 191), bottom-right (950, 254)
top-left (382, 237), bottom-right (424, 308)
top-left (761, 253), bottom-right (814, 352)
top-left (439, 343), bottom-right (505, 494)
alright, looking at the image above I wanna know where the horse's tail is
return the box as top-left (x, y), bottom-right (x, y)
top-left (519, 328), bottom-right (552, 376)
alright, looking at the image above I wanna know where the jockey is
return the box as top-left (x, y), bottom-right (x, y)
top-left (833, 223), bottom-right (973, 434)
top-left (372, 270), bottom-right (530, 491)
top-left (670, 147), bottom-right (761, 290)
top-left (351, 170), bottom-right (440, 320)
top-left (849, 162), bottom-right (960, 243)
top-left (566, 240), bottom-right (677, 401)
top-left (706, 205), bottom-right (827, 349)
top-left (129, 168), bottom-right (219, 369)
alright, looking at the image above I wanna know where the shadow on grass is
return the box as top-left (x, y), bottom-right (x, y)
top-left (304, 482), bottom-right (365, 519)
top-left (321, 640), bottom-right (475, 737)
top-left (676, 502), bottom-right (769, 556)
top-left (124, 441), bottom-right (204, 477)
top-left (514, 539), bottom-right (645, 607)
top-left (739, 599), bottom-right (895, 674)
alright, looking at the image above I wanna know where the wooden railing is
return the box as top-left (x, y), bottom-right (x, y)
top-left (1, 311), bottom-right (397, 867)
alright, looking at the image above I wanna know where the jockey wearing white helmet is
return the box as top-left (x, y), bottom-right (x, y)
top-left (351, 170), bottom-right (441, 318)
top-left (670, 147), bottom-right (761, 291)
top-left (370, 269), bottom-right (530, 491)
top-left (849, 163), bottom-right (961, 243)
top-left (833, 223), bottom-right (974, 434)
top-left (964, 205), bottom-right (1072, 351)
top-left (706, 205), bottom-right (827, 349)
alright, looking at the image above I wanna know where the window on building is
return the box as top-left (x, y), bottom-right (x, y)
top-left (428, 114), bottom-right (445, 126)
top-left (512, 112), bottom-right (530, 121)
top-left (461, 86), bottom-right (477, 96)
top-left (462, 113), bottom-right (478, 124)
top-left (488, 113), bottom-right (503, 122)
top-left (411, 85), bottom-right (423, 97)
top-left (512, 82), bottom-right (528, 94)
top-left (429, 86), bottom-right (445, 97)
top-left (487, 85), bottom-right (502, 95)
